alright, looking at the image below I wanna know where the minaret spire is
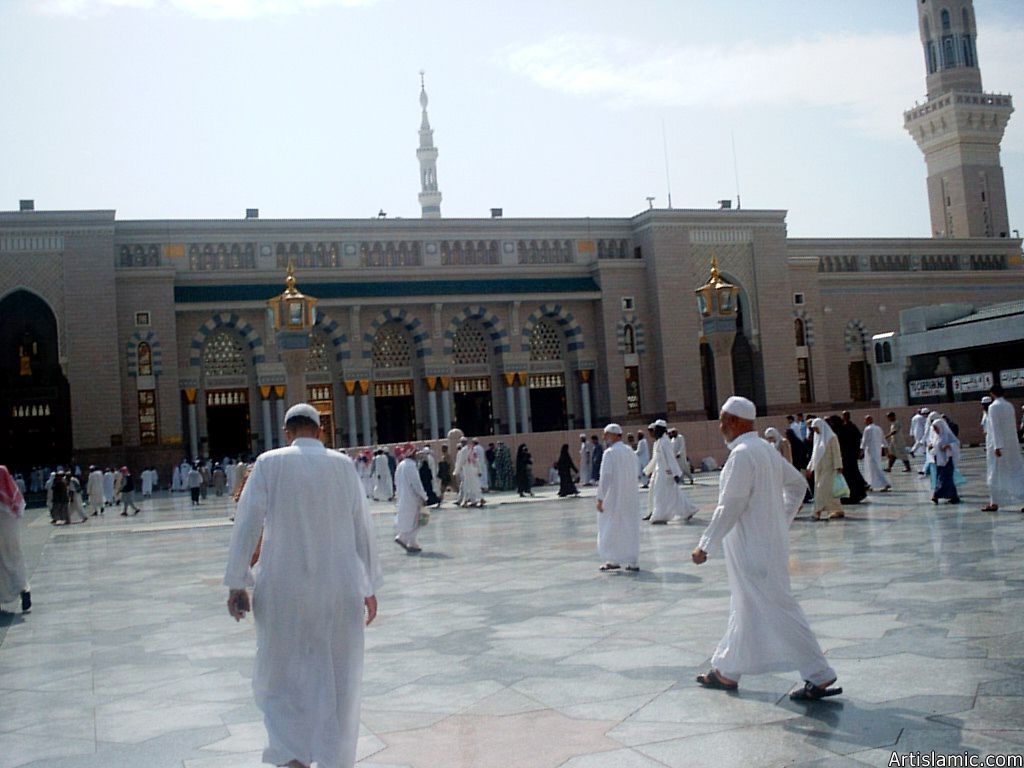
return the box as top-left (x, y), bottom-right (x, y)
top-left (904, 0), bottom-right (1013, 238)
top-left (417, 70), bottom-right (442, 219)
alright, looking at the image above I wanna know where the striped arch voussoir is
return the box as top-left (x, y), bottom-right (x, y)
top-left (361, 307), bottom-right (432, 359)
top-left (792, 309), bottom-right (815, 348)
top-left (615, 314), bottom-right (646, 354)
top-left (126, 330), bottom-right (164, 377)
top-left (314, 312), bottom-right (351, 362)
top-left (843, 319), bottom-right (867, 354)
top-left (520, 304), bottom-right (584, 353)
top-left (188, 312), bottom-right (266, 367)
top-left (443, 305), bottom-right (510, 356)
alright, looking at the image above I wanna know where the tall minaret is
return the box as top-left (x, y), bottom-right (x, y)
top-left (417, 71), bottom-right (442, 219)
top-left (904, 0), bottom-right (1013, 238)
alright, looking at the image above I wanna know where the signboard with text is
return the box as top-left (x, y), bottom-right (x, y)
top-left (951, 372), bottom-right (993, 394)
top-left (908, 378), bottom-right (947, 399)
top-left (1001, 368), bottom-right (1024, 390)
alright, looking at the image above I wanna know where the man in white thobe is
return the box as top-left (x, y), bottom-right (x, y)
top-left (669, 428), bottom-right (694, 485)
top-left (102, 468), bottom-right (115, 506)
top-left (859, 415), bottom-right (890, 492)
top-left (86, 466), bottom-right (105, 516)
top-left (472, 438), bottom-right (490, 491)
top-left (909, 407), bottom-right (928, 459)
top-left (596, 424), bottom-right (641, 572)
top-left (225, 404), bottom-right (381, 768)
top-left (982, 385), bottom-right (1024, 513)
top-left (141, 467), bottom-right (154, 497)
top-left (692, 396), bottom-right (840, 700)
top-left (393, 446), bottom-right (428, 553)
top-left (635, 430), bottom-right (651, 488)
top-left (454, 438), bottom-right (483, 507)
top-left (646, 420), bottom-right (698, 524)
top-left (371, 449), bottom-right (393, 502)
top-left (579, 435), bottom-right (593, 486)
top-left (179, 460), bottom-right (192, 490)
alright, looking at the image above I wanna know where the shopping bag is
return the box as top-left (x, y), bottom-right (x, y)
top-left (832, 473), bottom-right (850, 499)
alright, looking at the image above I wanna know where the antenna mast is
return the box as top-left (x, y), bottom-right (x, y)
top-left (731, 131), bottom-right (742, 210)
top-left (662, 119), bottom-right (673, 210)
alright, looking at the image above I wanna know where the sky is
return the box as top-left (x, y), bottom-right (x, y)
top-left (1, 0), bottom-right (1022, 237)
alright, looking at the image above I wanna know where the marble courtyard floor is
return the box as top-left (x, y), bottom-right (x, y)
top-left (1, 447), bottom-right (1022, 768)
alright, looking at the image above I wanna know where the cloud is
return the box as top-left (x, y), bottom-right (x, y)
top-left (498, 23), bottom-right (1024, 144)
top-left (34, 0), bottom-right (378, 19)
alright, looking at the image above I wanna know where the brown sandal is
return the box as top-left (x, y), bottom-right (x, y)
top-left (696, 670), bottom-right (738, 691)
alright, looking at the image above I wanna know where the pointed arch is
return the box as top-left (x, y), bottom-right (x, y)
top-left (792, 309), bottom-right (815, 348)
top-left (615, 313), bottom-right (645, 354)
top-left (361, 308), bottom-right (431, 359)
top-left (188, 313), bottom-right (265, 367)
top-left (520, 304), bottom-right (584, 353)
top-left (843, 319), bottom-right (869, 355)
top-left (313, 311), bottom-right (351, 363)
top-left (442, 305), bottom-right (509, 357)
top-left (127, 330), bottom-right (164, 376)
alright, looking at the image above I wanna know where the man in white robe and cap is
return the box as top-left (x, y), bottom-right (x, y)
top-left (102, 467), bottom-right (115, 506)
top-left (393, 444), bottom-right (427, 553)
top-left (634, 429), bottom-right (651, 488)
top-left (645, 420), bottom-right (697, 524)
top-left (579, 435), bottom-right (593, 487)
top-left (692, 396), bottom-right (841, 701)
top-left (981, 385), bottom-right (1024, 513)
top-left (909, 407), bottom-right (929, 460)
top-left (454, 437), bottom-right (484, 507)
top-left (859, 415), bottom-right (890, 492)
top-left (225, 403), bottom-right (382, 768)
top-left (596, 424), bottom-right (641, 572)
top-left (669, 428), bottom-right (694, 485)
top-left (371, 449), bottom-right (393, 502)
top-left (86, 465), bottom-right (105, 516)
top-left (472, 438), bottom-right (490, 491)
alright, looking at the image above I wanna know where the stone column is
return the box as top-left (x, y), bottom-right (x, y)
top-left (503, 373), bottom-right (517, 436)
top-left (280, 347), bottom-right (307, 408)
top-left (707, 332), bottom-right (737, 405)
top-left (359, 381), bottom-right (372, 445)
top-left (426, 377), bottom-right (440, 440)
top-left (274, 387), bottom-right (286, 447)
top-left (579, 370), bottom-right (593, 430)
top-left (260, 386), bottom-right (274, 453)
top-left (439, 377), bottom-right (452, 434)
top-left (345, 382), bottom-right (359, 446)
top-left (518, 373), bottom-right (530, 433)
top-left (185, 388), bottom-right (199, 461)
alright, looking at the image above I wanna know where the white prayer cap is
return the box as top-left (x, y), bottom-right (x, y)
top-left (653, 418), bottom-right (668, 428)
top-left (579, 434), bottom-right (587, 439)
top-left (981, 396), bottom-right (993, 404)
top-left (919, 407), bottom-right (929, 414)
top-left (284, 403), bottom-right (320, 426)
top-left (603, 423), bottom-right (623, 435)
top-left (721, 395), bottom-right (756, 421)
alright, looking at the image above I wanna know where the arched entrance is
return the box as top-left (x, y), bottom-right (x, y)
top-left (451, 321), bottom-right (494, 437)
top-left (527, 319), bottom-right (569, 432)
top-left (0, 290), bottom-right (72, 473)
top-left (201, 328), bottom-right (252, 459)
top-left (371, 324), bottom-right (417, 443)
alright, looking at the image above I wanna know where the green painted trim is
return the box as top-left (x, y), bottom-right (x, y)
top-left (175, 277), bottom-right (600, 303)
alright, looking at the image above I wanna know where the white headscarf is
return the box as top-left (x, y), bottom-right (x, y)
top-left (808, 418), bottom-right (837, 471)
top-left (931, 418), bottom-right (960, 466)
top-left (764, 427), bottom-right (784, 451)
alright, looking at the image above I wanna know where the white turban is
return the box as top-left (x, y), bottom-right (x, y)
top-left (603, 423), bottom-right (623, 435)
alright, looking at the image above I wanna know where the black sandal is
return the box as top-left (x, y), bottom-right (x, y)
top-left (789, 679), bottom-right (842, 701)
top-left (599, 563), bottom-right (621, 571)
top-left (696, 670), bottom-right (738, 691)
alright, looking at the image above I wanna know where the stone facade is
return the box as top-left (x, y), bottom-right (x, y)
top-left (1, 206), bottom-right (1022, 473)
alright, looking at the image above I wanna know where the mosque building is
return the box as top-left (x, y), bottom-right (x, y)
top-left (0, 0), bottom-right (1021, 471)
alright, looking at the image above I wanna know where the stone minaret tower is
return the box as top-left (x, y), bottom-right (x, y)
top-left (417, 71), bottom-right (442, 219)
top-left (904, 0), bottom-right (1013, 238)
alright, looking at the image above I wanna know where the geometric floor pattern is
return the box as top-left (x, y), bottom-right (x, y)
top-left (0, 446), bottom-right (1021, 767)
